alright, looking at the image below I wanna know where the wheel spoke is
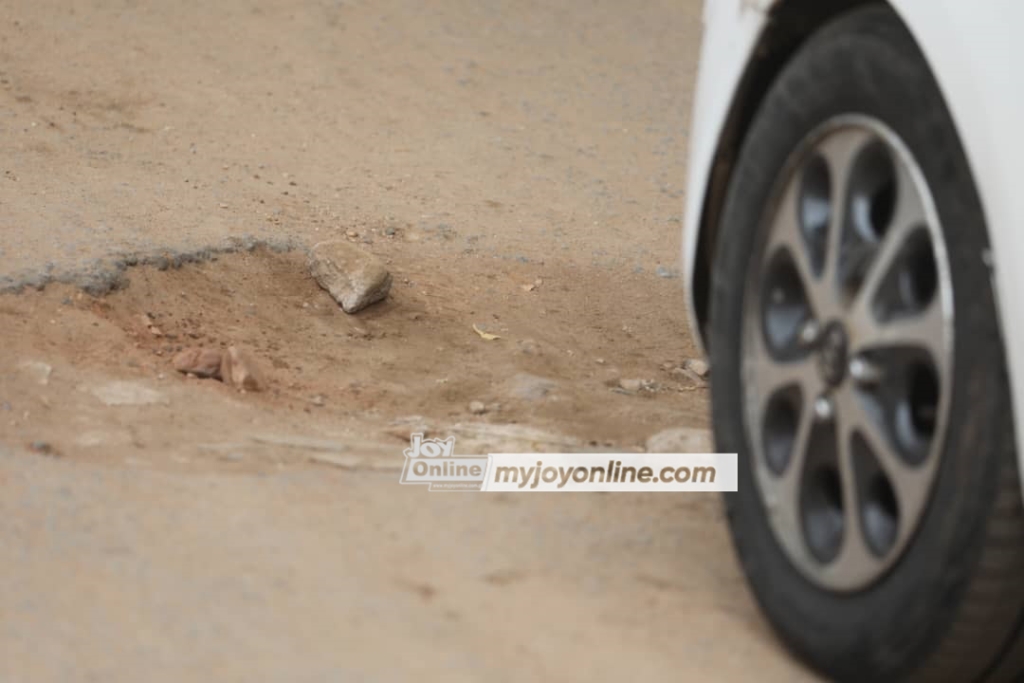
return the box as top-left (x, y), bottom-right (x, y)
top-left (850, 294), bottom-right (945, 360)
top-left (764, 177), bottom-right (826, 319)
top-left (816, 127), bottom-right (874, 287)
top-left (846, 159), bottom-right (936, 330)
top-left (761, 395), bottom-right (816, 533)
top-left (859, 162), bottom-right (928, 303)
top-left (748, 326), bottom-right (824, 534)
top-left (836, 385), bottom-right (932, 550)
top-left (831, 413), bottom-right (881, 575)
top-left (748, 325), bottom-right (821, 401)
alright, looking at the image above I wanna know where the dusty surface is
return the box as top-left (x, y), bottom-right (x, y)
top-left (0, 0), bottom-right (816, 680)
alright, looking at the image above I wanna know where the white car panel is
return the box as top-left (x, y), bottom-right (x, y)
top-left (681, 0), bottom-right (767, 358)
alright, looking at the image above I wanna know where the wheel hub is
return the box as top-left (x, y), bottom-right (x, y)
top-left (816, 321), bottom-right (849, 388)
top-left (742, 115), bottom-right (953, 592)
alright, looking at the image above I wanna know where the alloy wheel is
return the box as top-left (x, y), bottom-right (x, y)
top-left (742, 115), bottom-right (954, 591)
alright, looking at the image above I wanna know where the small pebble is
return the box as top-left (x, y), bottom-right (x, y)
top-left (29, 441), bottom-right (57, 456)
top-left (684, 358), bottom-right (710, 378)
top-left (618, 378), bottom-right (656, 393)
top-left (220, 346), bottom-right (266, 392)
top-left (619, 378), bottom-right (644, 392)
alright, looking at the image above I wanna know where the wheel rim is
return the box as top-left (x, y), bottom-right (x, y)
top-left (742, 115), bottom-right (954, 591)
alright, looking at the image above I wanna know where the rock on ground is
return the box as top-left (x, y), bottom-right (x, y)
top-left (619, 378), bottom-right (643, 392)
top-left (220, 346), bottom-right (266, 392)
top-left (172, 348), bottom-right (224, 378)
top-left (308, 240), bottom-right (392, 313)
top-left (618, 378), bottom-right (657, 393)
top-left (684, 358), bottom-right (710, 378)
top-left (645, 427), bottom-right (713, 454)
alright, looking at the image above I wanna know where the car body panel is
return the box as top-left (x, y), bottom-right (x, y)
top-left (681, 1), bottom-right (766, 357)
top-left (682, 0), bottom-right (1024, 474)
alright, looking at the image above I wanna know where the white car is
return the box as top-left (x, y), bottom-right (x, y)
top-left (683, 2), bottom-right (1024, 681)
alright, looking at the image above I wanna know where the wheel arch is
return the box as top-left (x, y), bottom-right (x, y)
top-left (690, 0), bottom-right (886, 349)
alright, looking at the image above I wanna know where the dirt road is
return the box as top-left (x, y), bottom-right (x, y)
top-left (0, 1), bottom-right (817, 680)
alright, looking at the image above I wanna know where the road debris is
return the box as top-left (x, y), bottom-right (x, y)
top-left (308, 240), bottom-right (392, 313)
top-left (220, 346), bottom-right (266, 392)
top-left (684, 358), bottom-right (710, 378)
top-left (617, 378), bottom-right (657, 393)
top-left (172, 347), bottom-right (224, 379)
top-left (472, 323), bottom-right (501, 340)
top-left (645, 427), bottom-right (713, 454)
top-left (140, 313), bottom-right (164, 337)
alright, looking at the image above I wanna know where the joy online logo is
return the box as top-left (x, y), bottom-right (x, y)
top-left (400, 433), bottom-right (489, 491)
top-left (399, 433), bottom-right (739, 493)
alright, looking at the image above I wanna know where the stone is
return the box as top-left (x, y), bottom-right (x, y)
top-left (220, 346), bottom-right (266, 392)
top-left (684, 358), bottom-right (710, 378)
top-left (618, 378), bottom-right (656, 393)
top-left (172, 347), bottom-right (224, 379)
top-left (618, 378), bottom-right (644, 392)
top-left (308, 240), bottom-right (392, 313)
top-left (671, 366), bottom-right (706, 385)
top-left (645, 427), bottom-right (713, 454)
top-left (469, 400), bottom-right (487, 415)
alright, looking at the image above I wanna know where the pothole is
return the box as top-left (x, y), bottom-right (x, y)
top-left (0, 243), bottom-right (707, 471)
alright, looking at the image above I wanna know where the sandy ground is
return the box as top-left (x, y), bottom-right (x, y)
top-left (0, 0), bottom-right (818, 680)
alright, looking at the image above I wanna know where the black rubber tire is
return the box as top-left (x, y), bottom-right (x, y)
top-left (709, 6), bottom-right (1024, 683)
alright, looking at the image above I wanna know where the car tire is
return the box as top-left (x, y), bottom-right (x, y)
top-left (709, 6), bottom-right (1024, 682)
